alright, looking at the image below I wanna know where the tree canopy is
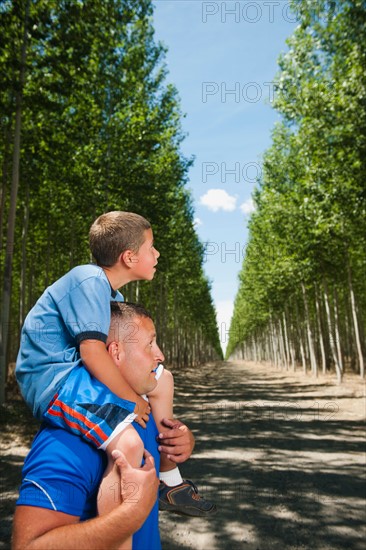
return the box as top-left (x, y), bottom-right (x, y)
top-left (0, 0), bottom-right (223, 403)
top-left (227, 0), bottom-right (365, 380)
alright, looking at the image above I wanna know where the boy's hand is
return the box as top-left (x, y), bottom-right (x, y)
top-left (157, 418), bottom-right (195, 463)
top-left (134, 396), bottom-right (151, 428)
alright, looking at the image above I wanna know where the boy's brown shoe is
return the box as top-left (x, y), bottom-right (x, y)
top-left (158, 480), bottom-right (217, 517)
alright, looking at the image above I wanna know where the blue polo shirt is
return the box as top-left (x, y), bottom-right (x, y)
top-left (16, 264), bottom-right (123, 419)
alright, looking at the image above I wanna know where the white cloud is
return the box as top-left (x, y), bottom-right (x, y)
top-left (240, 198), bottom-right (256, 215)
top-left (200, 189), bottom-right (237, 212)
top-left (193, 217), bottom-right (203, 227)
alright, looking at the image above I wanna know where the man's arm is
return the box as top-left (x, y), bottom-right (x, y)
top-left (157, 418), bottom-right (195, 463)
top-left (12, 451), bottom-right (158, 550)
top-left (80, 339), bottom-right (150, 427)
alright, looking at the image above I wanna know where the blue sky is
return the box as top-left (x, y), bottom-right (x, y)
top-left (152, 1), bottom-right (297, 352)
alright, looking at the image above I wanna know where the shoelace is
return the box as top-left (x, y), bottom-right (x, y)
top-left (185, 480), bottom-right (202, 499)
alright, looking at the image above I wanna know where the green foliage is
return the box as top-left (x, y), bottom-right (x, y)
top-left (0, 0), bottom-right (222, 371)
top-left (227, 0), bottom-right (366, 373)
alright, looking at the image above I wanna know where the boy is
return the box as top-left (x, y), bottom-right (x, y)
top-left (16, 211), bottom-right (215, 516)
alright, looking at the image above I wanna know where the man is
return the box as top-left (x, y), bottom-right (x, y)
top-left (12, 303), bottom-right (195, 550)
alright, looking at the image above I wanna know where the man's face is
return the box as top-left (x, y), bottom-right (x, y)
top-left (115, 315), bottom-right (164, 395)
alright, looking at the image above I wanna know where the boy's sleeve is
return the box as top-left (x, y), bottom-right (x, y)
top-left (57, 275), bottom-right (112, 344)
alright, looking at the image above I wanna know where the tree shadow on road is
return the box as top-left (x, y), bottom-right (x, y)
top-left (0, 363), bottom-right (364, 550)
top-left (160, 362), bottom-right (365, 550)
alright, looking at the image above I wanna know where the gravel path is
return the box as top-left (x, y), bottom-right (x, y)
top-left (1, 360), bottom-right (365, 549)
top-left (160, 361), bottom-right (366, 550)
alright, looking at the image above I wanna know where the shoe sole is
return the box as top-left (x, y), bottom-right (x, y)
top-left (159, 501), bottom-right (217, 517)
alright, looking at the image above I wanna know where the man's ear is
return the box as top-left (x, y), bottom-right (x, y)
top-left (107, 341), bottom-right (125, 365)
top-left (107, 341), bottom-right (118, 359)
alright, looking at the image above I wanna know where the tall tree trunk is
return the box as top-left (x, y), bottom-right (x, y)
top-left (272, 327), bottom-right (277, 368)
top-left (0, 0), bottom-right (29, 405)
top-left (282, 310), bottom-right (291, 371)
top-left (0, 123), bottom-right (12, 263)
top-left (301, 282), bottom-right (317, 377)
top-left (333, 286), bottom-right (344, 377)
top-left (315, 285), bottom-right (327, 375)
top-left (295, 300), bottom-right (306, 373)
top-left (28, 251), bottom-right (34, 312)
top-left (323, 279), bottom-right (342, 383)
top-left (289, 321), bottom-right (296, 371)
top-left (269, 317), bottom-right (277, 367)
top-left (299, 328), bottom-right (307, 373)
top-left (45, 210), bottom-right (51, 288)
top-left (347, 258), bottom-right (364, 377)
top-left (19, 180), bottom-right (30, 328)
top-left (278, 318), bottom-right (287, 369)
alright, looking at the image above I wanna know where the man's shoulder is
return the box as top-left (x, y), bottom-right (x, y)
top-left (28, 424), bottom-right (106, 470)
top-left (18, 425), bottom-right (106, 519)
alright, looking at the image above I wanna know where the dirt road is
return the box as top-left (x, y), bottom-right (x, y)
top-left (160, 361), bottom-right (365, 550)
top-left (1, 360), bottom-right (365, 549)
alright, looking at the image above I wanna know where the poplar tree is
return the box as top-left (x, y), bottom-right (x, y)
top-left (0, 0), bottom-right (222, 404)
top-left (227, 0), bottom-right (365, 379)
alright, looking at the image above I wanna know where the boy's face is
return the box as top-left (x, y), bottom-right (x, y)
top-left (130, 228), bottom-right (160, 281)
top-left (117, 315), bottom-right (164, 395)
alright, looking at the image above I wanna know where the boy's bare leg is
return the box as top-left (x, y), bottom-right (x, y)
top-left (149, 369), bottom-right (217, 517)
top-left (148, 369), bottom-right (180, 477)
top-left (98, 426), bottom-right (144, 550)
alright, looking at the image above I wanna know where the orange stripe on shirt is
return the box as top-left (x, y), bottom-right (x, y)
top-left (52, 399), bottom-right (108, 442)
top-left (47, 408), bottom-right (102, 447)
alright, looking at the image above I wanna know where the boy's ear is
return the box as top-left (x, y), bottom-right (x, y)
top-left (121, 249), bottom-right (135, 267)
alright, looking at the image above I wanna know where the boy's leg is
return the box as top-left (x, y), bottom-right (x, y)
top-left (148, 368), bottom-right (216, 517)
top-left (43, 366), bottom-right (136, 448)
top-left (98, 426), bottom-right (144, 550)
top-left (148, 369), bottom-right (183, 485)
top-left (98, 426), bottom-right (144, 515)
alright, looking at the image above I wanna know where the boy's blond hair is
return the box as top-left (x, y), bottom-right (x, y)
top-left (89, 211), bottom-right (151, 267)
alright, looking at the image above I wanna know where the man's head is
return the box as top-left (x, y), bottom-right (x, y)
top-left (89, 211), bottom-right (152, 267)
top-left (107, 302), bottom-right (164, 395)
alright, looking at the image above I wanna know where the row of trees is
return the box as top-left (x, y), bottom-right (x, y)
top-left (0, 0), bottom-right (222, 404)
top-left (227, 0), bottom-right (365, 381)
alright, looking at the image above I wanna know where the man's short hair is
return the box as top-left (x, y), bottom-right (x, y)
top-left (110, 301), bottom-right (152, 322)
top-left (89, 211), bottom-right (151, 267)
top-left (108, 302), bottom-right (153, 346)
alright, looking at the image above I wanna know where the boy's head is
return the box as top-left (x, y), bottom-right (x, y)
top-left (89, 211), bottom-right (151, 267)
top-left (107, 302), bottom-right (164, 395)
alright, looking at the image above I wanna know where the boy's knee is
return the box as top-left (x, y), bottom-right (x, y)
top-left (127, 430), bottom-right (144, 458)
top-left (118, 427), bottom-right (143, 456)
top-left (108, 425), bottom-right (143, 462)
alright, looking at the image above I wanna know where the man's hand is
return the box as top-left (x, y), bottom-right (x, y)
top-left (134, 396), bottom-right (151, 428)
top-left (112, 449), bottom-right (158, 511)
top-left (157, 418), bottom-right (195, 463)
